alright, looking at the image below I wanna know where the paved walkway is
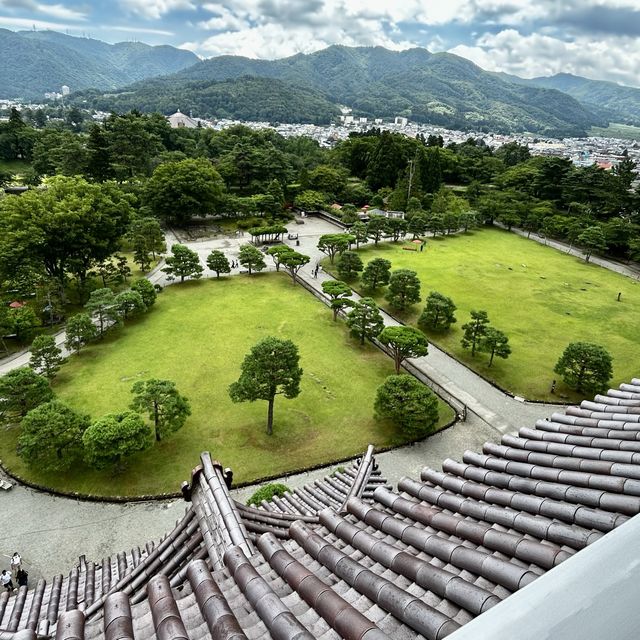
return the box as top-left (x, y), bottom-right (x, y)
top-left (0, 217), bottom-right (599, 579)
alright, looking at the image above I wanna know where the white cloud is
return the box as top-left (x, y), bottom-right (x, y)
top-left (449, 29), bottom-right (640, 86)
top-left (182, 19), bottom-right (414, 59)
top-left (117, 0), bottom-right (196, 20)
top-left (39, 3), bottom-right (87, 21)
top-left (107, 25), bottom-right (176, 36)
top-left (0, 0), bottom-right (87, 21)
top-left (0, 14), bottom-right (72, 30)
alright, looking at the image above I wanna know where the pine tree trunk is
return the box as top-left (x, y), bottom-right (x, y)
top-left (154, 403), bottom-right (161, 441)
top-left (267, 397), bottom-right (274, 435)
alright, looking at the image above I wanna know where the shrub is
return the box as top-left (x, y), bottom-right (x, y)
top-left (246, 482), bottom-right (290, 506)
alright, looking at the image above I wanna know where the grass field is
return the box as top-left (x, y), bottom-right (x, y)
top-left (329, 228), bottom-right (640, 401)
top-left (0, 273), bottom-right (453, 496)
top-left (589, 122), bottom-right (640, 141)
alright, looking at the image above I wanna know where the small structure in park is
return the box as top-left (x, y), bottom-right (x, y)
top-left (248, 224), bottom-right (288, 245)
top-left (4, 379), bottom-right (640, 638)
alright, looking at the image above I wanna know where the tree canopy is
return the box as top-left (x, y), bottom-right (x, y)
top-left (144, 158), bottom-right (225, 225)
top-left (554, 342), bottom-right (613, 394)
top-left (374, 375), bottom-right (439, 439)
top-left (83, 411), bottom-right (152, 469)
top-left (229, 336), bottom-right (303, 435)
top-left (346, 298), bottom-right (384, 346)
top-left (379, 325), bottom-right (429, 374)
top-left (17, 400), bottom-right (90, 472)
top-left (130, 378), bottom-right (191, 441)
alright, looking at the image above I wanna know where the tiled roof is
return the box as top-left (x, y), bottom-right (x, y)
top-left (2, 379), bottom-right (640, 639)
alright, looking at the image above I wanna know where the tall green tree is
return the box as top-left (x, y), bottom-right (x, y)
top-left (17, 401), bottom-right (90, 472)
top-left (65, 313), bottom-right (98, 354)
top-left (478, 327), bottom-right (511, 367)
top-left (115, 290), bottom-right (147, 320)
top-left (131, 279), bottom-right (158, 308)
top-left (460, 310), bottom-right (490, 356)
top-left (85, 124), bottom-right (113, 182)
top-left (336, 250), bottom-right (364, 281)
top-left (267, 245), bottom-right (293, 272)
top-left (127, 216), bottom-right (166, 271)
top-left (10, 306), bottom-right (38, 343)
top-left (130, 379), bottom-right (191, 441)
top-left (554, 342), bottom-right (613, 394)
top-left (280, 250), bottom-right (310, 284)
top-left (206, 250), bottom-right (231, 278)
top-left (577, 226), bottom-right (608, 262)
top-left (85, 287), bottom-right (119, 337)
top-left (346, 298), bottom-right (384, 346)
top-left (29, 335), bottom-right (63, 380)
top-left (366, 216), bottom-right (389, 245)
top-left (0, 366), bottom-right (53, 422)
top-left (362, 258), bottom-right (392, 291)
top-left (374, 375), bottom-right (439, 438)
top-left (385, 269), bottom-right (421, 312)
top-left (321, 280), bottom-right (353, 321)
top-left (350, 221), bottom-right (369, 248)
top-left (144, 158), bottom-right (225, 225)
top-left (378, 326), bottom-right (429, 374)
top-left (0, 176), bottom-right (132, 291)
top-left (228, 336), bottom-right (303, 435)
top-left (105, 112), bottom-right (163, 180)
top-left (162, 244), bottom-right (203, 282)
top-left (418, 292), bottom-right (457, 332)
top-left (238, 244), bottom-right (266, 275)
top-left (83, 411), bottom-right (152, 469)
top-left (317, 234), bottom-right (354, 264)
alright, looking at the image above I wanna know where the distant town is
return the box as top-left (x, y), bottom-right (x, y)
top-left (1, 90), bottom-right (638, 182)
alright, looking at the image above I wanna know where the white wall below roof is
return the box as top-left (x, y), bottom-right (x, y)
top-left (448, 513), bottom-right (640, 640)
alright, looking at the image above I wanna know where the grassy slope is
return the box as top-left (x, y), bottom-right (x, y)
top-left (0, 273), bottom-right (453, 496)
top-left (335, 228), bottom-right (640, 401)
top-left (589, 123), bottom-right (640, 141)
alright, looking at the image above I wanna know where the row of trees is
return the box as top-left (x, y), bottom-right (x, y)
top-left (161, 243), bottom-right (311, 284)
top-left (0, 358), bottom-right (190, 472)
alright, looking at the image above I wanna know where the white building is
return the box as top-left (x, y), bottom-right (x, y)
top-left (394, 116), bottom-right (408, 127)
top-left (61, 85), bottom-right (70, 96)
top-left (167, 109), bottom-right (198, 129)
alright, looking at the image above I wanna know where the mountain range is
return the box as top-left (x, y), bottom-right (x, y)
top-left (74, 45), bottom-right (603, 136)
top-left (2, 29), bottom-right (640, 137)
top-left (0, 29), bottom-right (199, 100)
top-left (497, 72), bottom-right (640, 127)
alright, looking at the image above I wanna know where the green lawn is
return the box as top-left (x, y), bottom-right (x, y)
top-left (0, 273), bottom-right (453, 496)
top-left (589, 123), bottom-right (640, 141)
top-left (331, 228), bottom-right (640, 401)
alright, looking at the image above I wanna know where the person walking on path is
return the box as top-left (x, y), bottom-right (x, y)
top-left (1, 570), bottom-right (15, 593)
top-left (10, 552), bottom-right (21, 581)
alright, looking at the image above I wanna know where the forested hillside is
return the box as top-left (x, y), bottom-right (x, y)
top-left (85, 45), bottom-right (603, 135)
top-left (77, 77), bottom-right (339, 124)
top-left (0, 29), bottom-right (198, 99)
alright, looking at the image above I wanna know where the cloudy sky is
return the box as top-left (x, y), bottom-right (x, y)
top-left (1, 0), bottom-right (639, 86)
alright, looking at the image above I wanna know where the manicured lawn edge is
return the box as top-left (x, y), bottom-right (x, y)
top-left (0, 413), bottom-right (457, 503)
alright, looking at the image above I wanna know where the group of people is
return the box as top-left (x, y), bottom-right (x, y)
top-left (1, 552), bottom-right (27, 593)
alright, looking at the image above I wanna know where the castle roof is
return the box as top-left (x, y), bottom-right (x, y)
top-left (2, 380), bottom-right (640, 639)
